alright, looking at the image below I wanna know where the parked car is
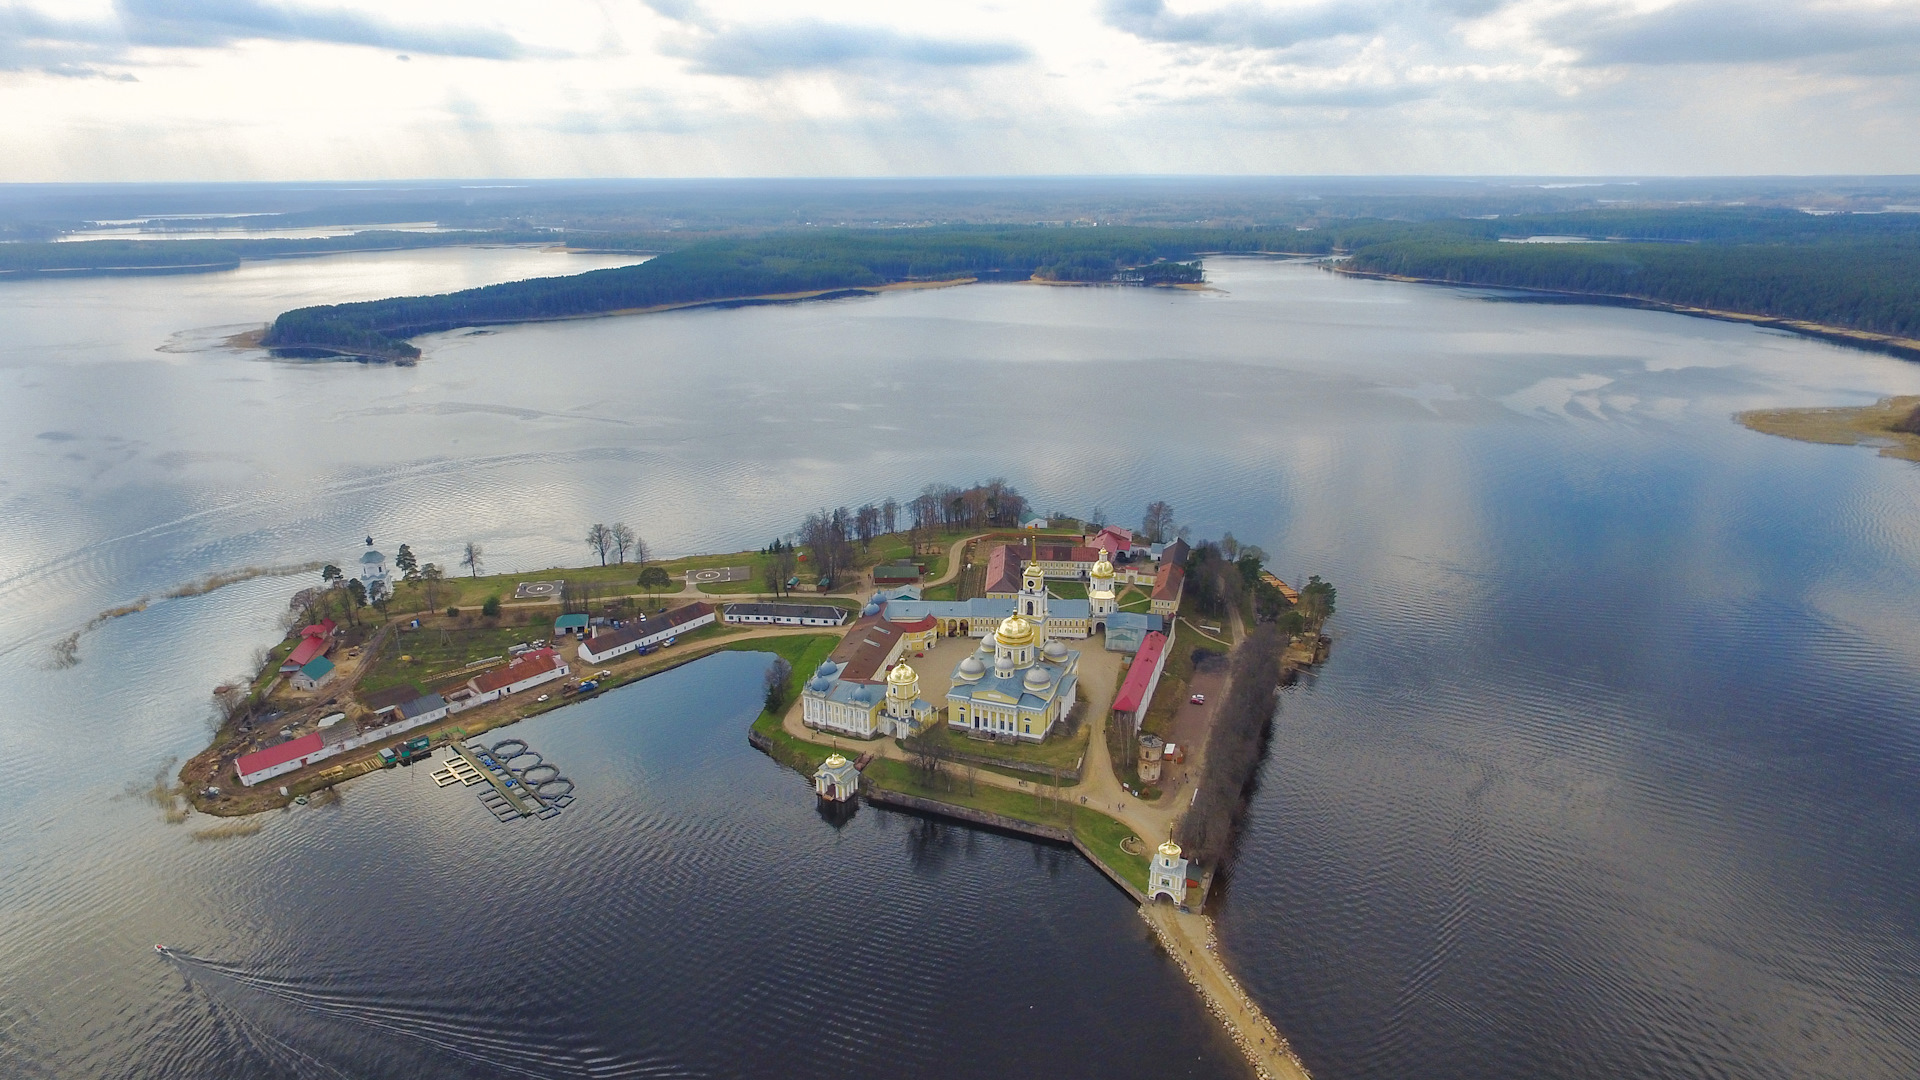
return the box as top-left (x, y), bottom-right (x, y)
top-left (1190, 693), bottom-right (1206, 705)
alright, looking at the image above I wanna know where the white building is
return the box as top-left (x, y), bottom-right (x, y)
top-left (577, 603), bottom-right (716, 664)
top-left (358, 544), bottom-right (391, 601)
top-left (814, 754), bottom-right (860, 801)
top-left (723, 602), bottom-right (848, 627)
top-left (1149, 839), bottom-right (1191, 906)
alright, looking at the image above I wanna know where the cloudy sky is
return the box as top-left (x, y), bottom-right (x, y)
top-left (1, 0), bottom-right (1916, 179)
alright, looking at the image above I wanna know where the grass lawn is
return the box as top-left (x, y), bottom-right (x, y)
top-left (910, 716), bottom-right (1089, 771)
top-left (921, 582), bottom-right (959, 601)
top-left (1071, 810), bottom-right (1150, 893)
top-left (729, 634), bottom-right (844, 773)
top-left (1048, 581), bottom-right (1089, 600)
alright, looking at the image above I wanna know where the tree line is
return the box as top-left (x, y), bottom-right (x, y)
top-left (0, 230), bottom-right (563, 276)
top-left (1176, 626), bottom-right (1288, 867)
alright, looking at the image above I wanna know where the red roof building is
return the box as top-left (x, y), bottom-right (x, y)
top-left (1151, 563), bottom-right (1186, 614)
top-left (282, 632), bottom-right (333, 672)
top-left (1091, 526), bottom-right (1133, 556)
top-left (298, 618), bottom-right (338, 640)
top-left (470, 647), bottom-right (566, 696)
top-left (1111, 631), bottom-right (1170, 736)
top-left (235, 732), bottom-right (326, 786)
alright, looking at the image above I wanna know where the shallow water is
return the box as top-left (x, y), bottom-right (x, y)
top-left (3, 251), bottom-right (1919, 1078)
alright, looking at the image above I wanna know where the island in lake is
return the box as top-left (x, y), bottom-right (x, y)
top-left (176, 487), bottom-right (1333, 1080)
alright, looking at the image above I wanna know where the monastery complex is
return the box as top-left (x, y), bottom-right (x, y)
top-left (801, 529), bottom-right (1186, 744)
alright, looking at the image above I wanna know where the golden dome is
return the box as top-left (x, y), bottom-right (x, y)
top-left (1091, 548), bottom-right (1115, 579)
top-left (888, 663), bottom-right (917, 686)
top-left (824, 754), bottom-right (847, 769)
top-left (995, 614), bottom-right (1037, 647)
top-left (1157, 839), bottom-right (1183, 860)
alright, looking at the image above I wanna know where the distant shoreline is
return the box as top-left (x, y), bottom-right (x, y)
top-left (1330, 265), bottom-right (1920, 362)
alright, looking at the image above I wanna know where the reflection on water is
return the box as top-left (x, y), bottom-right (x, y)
top-left (2, 253), bottom-right (1920, 1077)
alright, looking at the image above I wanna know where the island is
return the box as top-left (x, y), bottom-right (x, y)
top-left (174, 484), bottom-right (1335, 1080)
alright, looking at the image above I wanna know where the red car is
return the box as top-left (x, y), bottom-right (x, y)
top-left (1189, 693), bottom-right (1206, 705)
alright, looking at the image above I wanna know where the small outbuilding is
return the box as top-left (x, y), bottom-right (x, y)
top-left (291, 655), bottom-right (335, 691)
top-left (554, 613), bottom-right (590, 637)
top-left (814, 753), bottom-right (860, 802)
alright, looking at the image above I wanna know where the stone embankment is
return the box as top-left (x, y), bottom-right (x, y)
top-left (1141, 904), bottom-right (1311, 1080)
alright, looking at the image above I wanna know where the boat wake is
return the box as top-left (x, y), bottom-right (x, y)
top-left (155, 947), bottom-right (658, 1078)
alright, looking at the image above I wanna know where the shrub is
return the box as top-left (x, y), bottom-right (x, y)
top-left (481, 596), bottom-right (501, 618)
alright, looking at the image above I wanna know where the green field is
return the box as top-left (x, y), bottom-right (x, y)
top-left (732, 634), bottom-right (844, 772)
top-left (905, 716), bottom-right (1089, 771)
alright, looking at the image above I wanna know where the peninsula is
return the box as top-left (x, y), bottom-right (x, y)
top-left (1738, 395), bottom-right (1920, 460)
top-left (178, 486), bottom-right (1333, 1080)
top-left (258, 227), bottom-right (1265, 360)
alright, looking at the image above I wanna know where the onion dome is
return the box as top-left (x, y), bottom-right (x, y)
top-left (1090, 548), bottom-right (1114, 580)
top-left (956, 655), bottom-right (986, 680)
top-left (1043, 639), bottom-right (1068, 661)
top-left (888, 663), bottom-right (917, 686)
top-left (862, 602), bottom-right (882, 617)
top-left (360, 549), bottom-right (386, 565)
top-left (1157, 839), bottom-right (1182, 860)
top-left (816, 660), bottom-right (838, 677)
top-left (824, 754), bottom-right (846, 769)
top-left (1023, 666), bottom-right (1051, 692)
top-left (995, 614), bottom-right (1036, 648)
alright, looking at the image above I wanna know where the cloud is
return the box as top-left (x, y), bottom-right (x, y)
top-left (114, 0), bottom-right (529, 59)
top-left (1549, 1), bottom-right (1920, 66)
top-left (1099, 0), bottom-right (1506, 50)
top-left (0, 0), bottom-right (533, 73)
top-left (666, 18), bottom-right (1029, 76)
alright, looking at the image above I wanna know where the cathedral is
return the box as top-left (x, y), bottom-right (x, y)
top-left (945, 557), bottom-right (1081, 741)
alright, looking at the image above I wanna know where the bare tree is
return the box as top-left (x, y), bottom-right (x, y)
top-left (461, 542), bottom-right (484, 578)
top-left (855, 504), bottom-right (880, 548)
top-left (586, 523), bottom-right (613, 566)
top-left (631, 533), bottom-right (651, 568)
top-left (904, 732), bottom-right (950, 786)
top-left (611, 522), bottom-right (636, 564)
top-left (1142, 501), bottom-right (1176, 543)
top-left (881, 498), bottom-right (899, 535)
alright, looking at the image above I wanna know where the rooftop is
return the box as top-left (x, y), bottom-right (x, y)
top-left (235, 732), bottom-right (324, 776)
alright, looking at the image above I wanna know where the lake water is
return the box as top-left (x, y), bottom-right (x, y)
top-left (3, 250), bottom-right (1919, 1078)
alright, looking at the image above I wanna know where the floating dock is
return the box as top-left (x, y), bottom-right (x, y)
top-left (429, 739), bottom-right (574, 822)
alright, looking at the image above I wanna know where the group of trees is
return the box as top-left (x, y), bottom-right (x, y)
top-left (1176, 627), bottom-right (1288, 867)
top-left (906, 480), bottom-right (1028, 537)
top-left (584, 522), bottom-right (647, 567)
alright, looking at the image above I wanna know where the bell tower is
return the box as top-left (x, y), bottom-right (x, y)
top-left (1019, 539), bottom-right (1049, 631)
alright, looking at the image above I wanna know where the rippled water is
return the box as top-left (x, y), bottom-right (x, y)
top-left (3, 251), bottom-right (1919, 1078)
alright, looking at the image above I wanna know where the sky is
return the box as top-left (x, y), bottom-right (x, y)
top-left (0, 0), bottom-right (1916, 180)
